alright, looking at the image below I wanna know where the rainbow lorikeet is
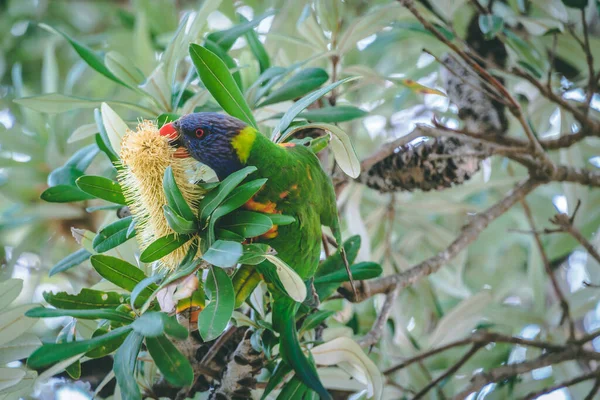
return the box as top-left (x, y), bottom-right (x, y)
top-left (160, 112), bottom-right (353, 399)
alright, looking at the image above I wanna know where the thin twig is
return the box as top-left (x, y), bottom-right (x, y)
top-left (358, 287), bottom-right (400, 348)
top-left (413, 344), bottom-right (483, 400)
top-left (580, 9), bottom-right (596, 116)
top-left (520, 199), bottom-right (575, 340)
top-left (199, 325), bottom-right (238, 367)
top-left (584, 377), bottom-right (600, 400)
top-left (521, 369), bottom-right (600, 400)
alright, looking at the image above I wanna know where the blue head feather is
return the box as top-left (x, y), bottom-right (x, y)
top-left (172, 112), bottom-right (248, 180)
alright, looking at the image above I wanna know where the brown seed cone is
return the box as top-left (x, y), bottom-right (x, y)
top-left (359, 137), bottom-right (484, 193)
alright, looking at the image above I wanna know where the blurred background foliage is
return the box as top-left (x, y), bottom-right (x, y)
top-left (1, 0), bottom-right (600, 399)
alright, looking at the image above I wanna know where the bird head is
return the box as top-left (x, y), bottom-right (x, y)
top-left (159, 112), bottom-right (255, 180)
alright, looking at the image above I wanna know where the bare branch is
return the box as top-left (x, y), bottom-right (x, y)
top-left (521, 369), bottom-right (600, 400)
top-left (520, 199), bottom-right (575, 339)
top-left (358, 287), bottom-right (399, 348)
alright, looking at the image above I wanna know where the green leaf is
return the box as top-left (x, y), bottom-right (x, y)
top-left (0, 334), bottom-right (41, 365)
top-left (27, 326), bottom-right (132, 369)
top-left (163, 205), bottom-right (197, 234)
top-left (93, 216), bottom-right (136, 253)
top-left (76, 175), bottom-right (127, 205)
top-left (40, 185), bottom-right (95, 203)
top-left (207, 11), bottom-right (275, 51)
top-left (206, 178), bottom-right (267, 243)
top-left (145, 334), bottom-right (194, 387)
top-left (198, 166), bottom-right (257, 222)
top-left (140, 233), bottom-right (193, 263)
top-left (43, 289), bottom-right (125, 310)
top-left (48, 249), bottom-right (92, 276)
top-left (25, 307), bottom-right (134, 323)
top-left (198, 266), bottom-right (235, 341)
top-left (300, 310), bottom-right (335, 334)
top-left (273, 76), bottom-right (359, 138)
top-left (114, 332), bottom-right (143, 400)
top-left (130, 274), bottom-right (163, 309)
top-left (262, 361), bottom-right (292, 400)
top-left (267, 214), bottom-right (296, 226)
top-left (240, 14), bottom-right (270, 73)
top-left (86, 326), bottom-right (128, 358)
top-left (90, 255), bottom-right (158, 297)
top-left (203, 39), bottom-right (243, 91)
top-left (189, 44), bottom-right (258, 128)
top-left (0, 305), bottom-right (37, 347)
top-left (131, 312), bottom-right (188, 339)
top-left (101, 102), bottom-right (128, 156)
top-left (216, 229), bottom-right (246, 242)
top-left (314, 262), bottom-right (382, 283)
top-left (258, 68), bottom-right (329, 107)
top-left (0, 279), bottom-right (23, 310)
top-left (264, 255), bottom-right (307, 302)
top-left (232, 265), bottom-right (262, 308)
top-left (293, 106), bottom-right (368, 123)
top-left (157, 113), bottom-right (181, 128)
top-left (202, 240), bottom-right (243, 268)
top-left (160, 242), bottom-right (201, 288)
top-left (39, 23), bottom-right (124, 86)
top-left (277, 376), bottom-right (308, 399)
top-left (49, 249), bottom-right (91, 276)
top-left (105, 51), bottom-right (145, 88)
top-left (478, 14), bottom-right (504, 40)
top-left (220, 211), bottom-right (273, 238)
top-left (94, 109), bottom-right (119, 161)
top-left (13, 93), bottom-right (154, 115)
top-left (238, 243), bottom-right (271, 265)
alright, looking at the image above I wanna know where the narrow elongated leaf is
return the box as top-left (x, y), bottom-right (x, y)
top-left (25, 307), bottom-right (134, 323)
top-left (0, 368), bottom-right (26, 392)
top-left (313, 262), bottom-right (382, 284)
top-left (43, 289), bottom-right (125, 310)
top-left (0, 279), bottom-right (23, 310)
top-left (220, 211), bottom-right (273, 238)
top-left (131, 312), bottom-right (188, 339)
top-left (146, 334), bottom-right (194, 387)
top-left (202, 240), bottom-right (243, 268)
top-left (276, 376), bottom-right (308, 399)
top-left (207, 11), bottom-right (275, 51)
top-left (295, 106), bottom-right (368, 123)
top-left (39, 23), bottom-right (123, 85)
top-left (198, 166), bottom-right (257, 222)
top-left (478, 14), bottom-right (504, 39)
top-left (240, 14), bottom-right (270, 72)
top-left (268, 214), bottom-right (296, 226)
top-left (0, 334), bottom-right (41, 364)
top-left (261, 361), bottom-right (292, 400)
top-left (232, 265), bottom-right (262, 308)
top-left (93, 216), bottom-right (135, 253)
top-left (90, 255), bottom-right (158, 297)
top-left (76, 175), bottom-right (127, 205)
top-left (238, 243), bottom-right (271, 265)
top-left (49, 249), bottom-right (91, 276)
top-left (131, 275), bottom-right (163, 309)
top-left (86, 326), bottom-right (128, 358)
top-left (105, 51), bottom-right (145, 88)
top-left (273, 76), bottom-right (359, 138)
top-left (101, 102), bottom-right (129, 156)
top-left (40, 185), bottom-right (95, 203)
top-left (300, 310), bottom-right (335, 334)
top-left (0, 305), bottom-right (37, 347)
top-left (95, 110), bottom-right (119, 161)
top-left (198, 266), bottom-right (235, 341)
top-left (258, 68), bottom-right (329, 107)
top-left (163, 166), bottom-right (195, 221)
top-left (264, 255), bottom-right (307, 302)
top-left (203, 39), bottom-right (243, 91)
top-left (140, 234), bottom-right (193, 263)
top-left (14, 93), bottom-right (154, 115)
top-left (164, 205), bottom-right (197, 234)
top-left (27, 326), bottom-right (132, 369)
top-left (189, 44), bottom-right (258, 128)
top-left (114, 332), bottom-right (143, 400)
top-left (311, 337), bottom-right (383, 400)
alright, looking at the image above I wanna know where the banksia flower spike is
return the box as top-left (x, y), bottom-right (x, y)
top-left (118, 120), bottom-right (202, 269)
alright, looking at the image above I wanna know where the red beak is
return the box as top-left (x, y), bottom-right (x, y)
top-left (159, 122), bottom-right (178, 139)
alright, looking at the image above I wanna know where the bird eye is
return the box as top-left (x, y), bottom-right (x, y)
top-left (195, 128), bottom-right (205, 138)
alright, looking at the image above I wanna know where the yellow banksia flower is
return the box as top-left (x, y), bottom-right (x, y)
top-left (117, 120), bottom-right (202, 269)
